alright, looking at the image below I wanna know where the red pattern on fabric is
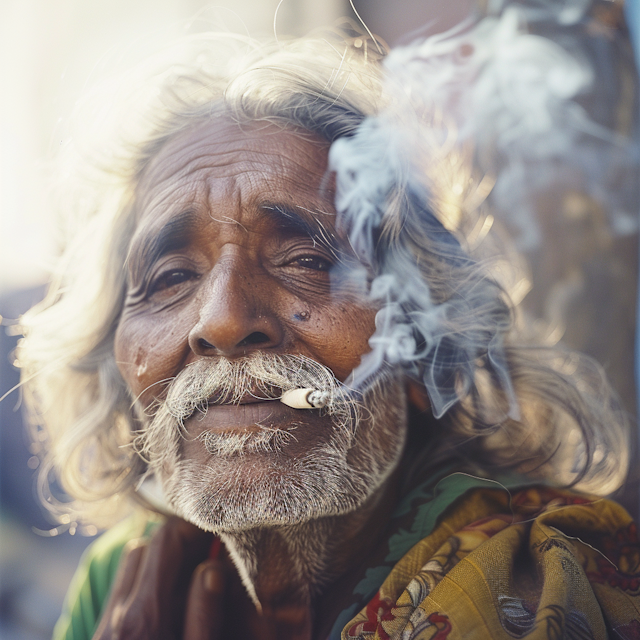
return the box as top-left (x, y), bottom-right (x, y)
top-left (588, 523), bottom-right (640, 593)
top-left (427, 612), bottom-right (452, 639)
top-left (347, 591), bottom-right (396, 639)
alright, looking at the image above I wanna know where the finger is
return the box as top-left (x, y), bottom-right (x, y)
top-left (183, 560), bottom-right (226, 640)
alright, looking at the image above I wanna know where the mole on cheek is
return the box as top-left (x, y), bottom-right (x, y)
top-left (293, 310), bottom-right (311, 321)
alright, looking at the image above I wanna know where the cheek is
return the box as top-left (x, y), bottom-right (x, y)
top-left (114, 308), bottom-right (194, 404)
top-left (289, 300), bottom-right (377, 382)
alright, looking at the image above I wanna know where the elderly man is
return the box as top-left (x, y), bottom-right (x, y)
top-left (18, 18), bottom-right (640, 640)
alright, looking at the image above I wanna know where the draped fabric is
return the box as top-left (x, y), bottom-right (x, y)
top-left (338, 485), bottom-right (640, 639)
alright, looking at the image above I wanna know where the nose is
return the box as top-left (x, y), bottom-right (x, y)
top-left (188, 257), bottom-right (284, 358)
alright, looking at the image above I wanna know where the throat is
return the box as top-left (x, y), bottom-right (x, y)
top-left (217, 471), bottom-right (401, 638)
top-left (220, 519), bottom-right (336, 611)
top-left (219, 520), bottom-right (335, 639)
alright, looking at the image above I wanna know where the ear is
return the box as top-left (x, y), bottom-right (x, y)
top-left (406, 379), bottom-right (431, 413)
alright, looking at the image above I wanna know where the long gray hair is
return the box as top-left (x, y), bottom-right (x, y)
top-left (17, 25), bottom-right (629, 527)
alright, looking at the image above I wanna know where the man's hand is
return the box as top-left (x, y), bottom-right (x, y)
top-left (92, 518), bottom-right (224, 640)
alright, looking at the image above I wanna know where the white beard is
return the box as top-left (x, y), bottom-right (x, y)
top-left (137, 355), bottom-right (408, 533)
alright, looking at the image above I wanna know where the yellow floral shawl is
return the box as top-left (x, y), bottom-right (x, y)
top-left (339, 484), bottom-right (640, 639)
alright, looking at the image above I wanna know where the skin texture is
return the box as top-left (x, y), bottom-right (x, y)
top-left (116, 120), bottom-right (376, 398)
top-left (109, 118), bottom-right (411, 639)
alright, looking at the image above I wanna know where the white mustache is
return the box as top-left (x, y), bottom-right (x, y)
top-left (161, 353), bottom-right (356, 424)
top-left (135, 353), bottom-right (362, 469)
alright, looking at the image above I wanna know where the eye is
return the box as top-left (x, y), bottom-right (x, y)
top-left (150, 268), bottom-right (198, 294)
top-left (293, 256), bottom-right (333, 272)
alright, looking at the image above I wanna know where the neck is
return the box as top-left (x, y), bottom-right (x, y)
top-left (221, 518), bottom-right (334, 609)
top-left (219, 472), bottom-right (400, 633)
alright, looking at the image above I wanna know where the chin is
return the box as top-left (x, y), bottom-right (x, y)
top-left (164, 450), bottom-right (374, 532)
top-left (159, 381), bottom-right (408, 533)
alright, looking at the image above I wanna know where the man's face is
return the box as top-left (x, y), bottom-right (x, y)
top-left (114, 118), bottom-right (408, 531)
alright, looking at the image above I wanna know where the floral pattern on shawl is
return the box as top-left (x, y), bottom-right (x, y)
top-left (341, 487), bottom-right (640, 639)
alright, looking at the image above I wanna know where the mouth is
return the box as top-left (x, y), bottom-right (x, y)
top-left (188, 392), bottom-right (296, 438)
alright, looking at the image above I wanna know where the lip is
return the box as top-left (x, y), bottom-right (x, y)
top-left (187, 398), bottom-right (295, 437)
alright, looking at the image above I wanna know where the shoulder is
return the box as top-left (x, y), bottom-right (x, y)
top-left (53, 513), bottom-right (161, 640)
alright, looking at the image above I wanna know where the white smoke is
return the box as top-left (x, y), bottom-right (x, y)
top-left (330, 1), bottom-right (637, 418)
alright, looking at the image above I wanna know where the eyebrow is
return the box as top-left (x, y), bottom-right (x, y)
top-left (259, 202), bottom-right (344, 260)
top-left (126, 201), bottom-right (348, 287)
top-left (127, 210), bottom-right (197, 282)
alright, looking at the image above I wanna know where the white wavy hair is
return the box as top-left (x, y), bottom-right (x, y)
top-left (17, 25), bottom-right (629, 527)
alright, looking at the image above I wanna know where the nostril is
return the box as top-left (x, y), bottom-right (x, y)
top-left (198, 338), bottom-right (215, 351)
top-left (238, 332), bottom-right (270, 347)
top-left (194, 331), bottom-right (272, 354)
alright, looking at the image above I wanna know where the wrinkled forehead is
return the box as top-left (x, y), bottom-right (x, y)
top-left (134, 115), bottom-right (335, 224)
top-left (126, 116), bottom-right (346, 270)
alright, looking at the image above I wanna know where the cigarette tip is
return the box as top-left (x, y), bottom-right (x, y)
top-left (280, 388), bottom-right (329, 409)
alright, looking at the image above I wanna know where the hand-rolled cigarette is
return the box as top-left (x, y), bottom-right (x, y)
top-left (280, 388), bottom-right (329, 409)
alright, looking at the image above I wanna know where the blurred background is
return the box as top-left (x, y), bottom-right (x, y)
top-left (1, 0), bottom-right (638, 638)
